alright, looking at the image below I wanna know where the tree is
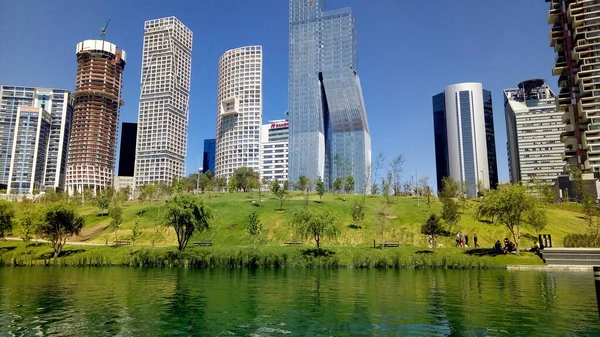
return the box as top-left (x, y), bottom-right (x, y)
top-left (439, 177), bottom-right (459, 199)
top-left (570, 167), bottom-right (585, 202)
top-left (527, 207), bottom-right (547, 236)
top-left (116, 186), bottom-right (131, 203)
top-left (96, 191), bottom-right (111, 215)
top-left (344, 176), bottom-right (355, 194)
top-left (109, 204), bottom-right (123, 242)
top-left (131, 216), bottom-right (142, 247)
top-left (275, 180), bottom-right (289, 210)
top-left (232, 167), bottom-right (259, 192)
top-left (401, 180), bottom-right (412, 196)
top-left (214, 177), bottom-right (227, 193)
top-left (382, 172), bottom-right (393, 206)
top-left (228, 176), bottom-right (238, 193)
top-left (351, 197), bottom-right (366, 223)
top-left (371, 184), bottom-right (380, 195)
top-left (441, 197), bottom-right (460, 229)
top-left (0, 200), bottom-right (15, 239)
top-left (333, 178), bottom-right (343, 194)
top-left (421, 214), bottom-right (444, 253)
top-left (480, 184), bottom-right (535, 254)
top-left (247, 210), bottom-right (262, 250)
top-left (291, 207), bottom-right (339, 249)
top-left (39, 202), bottom-right (84, 259)
top-left (163, 194), bottom-right (213, 251)
top-left (297, 175), bottom-right (310, 194)
top-left (19, 204), bottom-right (42, 250)
top-left (582, 194), bottom-right (596, 227)
top-left (376, 200), bottom-right (391, 249)
top-left (315, 176), bottom-right (325, 201)
top-left (389, 155), bottom-right (405, 196)
top-left (156, 182), bottom-right (173, 199)
top-left (372, 151), bottom-right (386, 194)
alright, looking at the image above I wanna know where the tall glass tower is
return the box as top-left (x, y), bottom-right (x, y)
top-left (288, 0), bottom-right (371, 193)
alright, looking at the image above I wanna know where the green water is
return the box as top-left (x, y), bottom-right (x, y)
top-left (0, 268), bottom-right (598, 336)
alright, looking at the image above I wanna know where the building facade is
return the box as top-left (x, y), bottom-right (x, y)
top-left (548, 0), bottom-right (600, 172)
top-left (67, 40), bottom-right (126, 195)
top-left (214, 45), bottom-right (262, 179)
top-left (288, 0), bottom-right (371, 193)
top-left (134, 17), bottom-right (193, 188)
top-left (505, 79), bottom-right (564, 185)
top-left (432, 83), bottom-right (498, 197)
top-left (118, 122), bottom-right (137, 177)
top-left (7, 106), bottom-right (51, 194)
top-left (0, 86), bottom-right (73, 192)
top-left (260, 119), bottom-right (289, 182)
top-left (203, 139), bottom-right (215, 174)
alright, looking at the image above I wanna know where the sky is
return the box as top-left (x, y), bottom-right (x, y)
top-left (0, 0), bottom-right (555, 189)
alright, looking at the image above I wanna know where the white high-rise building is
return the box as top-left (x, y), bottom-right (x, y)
top-left (215, 45), bottom-right (262, 179)
top-left (505, 79), bottom-right (564, 185)
top-left (260, 119), bottom-right (289, 182)
top-left (134, 17), bottom-right (193, 188)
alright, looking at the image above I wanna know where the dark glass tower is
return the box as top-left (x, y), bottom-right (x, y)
top-left (288, 0), bottom-right (371, 193)
top-left (432, 93), bottom-right (449, 193)
top-left (203, 139), bottom-right (216, 174)
top-left (118, 122), bottom-right (137, 177)
top-left (483, 90), bottom-right (499, 189)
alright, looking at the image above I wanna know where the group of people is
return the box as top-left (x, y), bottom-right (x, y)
top-left (494, 238), bottom-right (516, 254)
top-left (455, 232), bottom-right (479, 248)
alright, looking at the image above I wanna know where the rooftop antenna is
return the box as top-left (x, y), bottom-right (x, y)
top-left (100, 15), bottom-right (113, 40)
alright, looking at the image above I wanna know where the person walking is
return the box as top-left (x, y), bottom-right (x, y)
top-left (474, 233), bottom-right (479, 247)
top-left (465, 233), bottom-right (469, 247)
top-left (455, 232), bottom-right (461, 247)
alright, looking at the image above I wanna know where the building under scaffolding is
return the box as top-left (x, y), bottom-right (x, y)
top-left (66, 40), bottom-right (126, 195)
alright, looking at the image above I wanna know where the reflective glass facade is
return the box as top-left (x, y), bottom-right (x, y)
top-left (288, 0), bottom-right (370, 193)
top-left (203, 139), bottom-right (216, 174)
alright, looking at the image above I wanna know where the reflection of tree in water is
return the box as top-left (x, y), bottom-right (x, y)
top-left (159, 269), bottom-right (206, 335)
top-left (425, 271), bottom-right (465, 336)
top-left (538, 273), bottom-right (557, 311)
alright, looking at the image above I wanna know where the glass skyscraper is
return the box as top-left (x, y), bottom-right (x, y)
top-left (288, 0), bottom-right (371, 193)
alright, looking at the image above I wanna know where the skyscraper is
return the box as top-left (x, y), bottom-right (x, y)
top-left (0, 86), bottom-right (73, 192)
top-left (134, 17), bottom-right (193, 188)
top-left (215, 46), bottom-right (262, 179)
top-left (547, 0), bottom-right (600, 172)
top-left (203, 139), bottom-right (216, 174)
top-left (261, 119), bottom-right (289, 182)
top-left (432, 83), bottom-right (498, 197)
top-left (288, 0), bottom-right (371, 193)
top-left (118, 122), bottom-right (137, 177)
top-left (7, 107), bottom-right (51, 194)
top-left (504, 79), bottom-right (564, 184)
top-left (67, 40), bottom-right (127, 194)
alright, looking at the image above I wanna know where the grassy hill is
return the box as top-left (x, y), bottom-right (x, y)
top-left (8, 191), bottom-right (588, 250)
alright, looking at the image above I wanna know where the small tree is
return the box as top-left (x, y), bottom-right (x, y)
top-left (371, 184), bottom-right (380, 195)
top-left (297, 175), bottom-right (310, 194)
top-left (277, 180), bottom-right (289, 210)
top-left (421, 214), bottom-right (444, 253)
top-left (0, 200), bottom-right (15, 239)
top-left (376, 201), bottom-right (391, 249)
top-left (389, 155), bottom-right (405, 196)
top-left (351, 197), bottom-right (367, 223)
top-left (228, 176), bottom-right (238, 194)
top-left (163, 194), bottom-right (213, 251)
top-left (344, 176), bottom-right (355, 194)
top-left (39, 202), bottom-right (84, 258)
top-left (441, 197), bottom-right (460, 229)
top-left (109, 204), bottom-right (123, 242)
top-left (131, 216), bottom-right (142, 247)
top-left (19, 204), bottom-right (42, 251)
top-left (315, 176), bottom-right (325, 201)
top-left (247, 210), bottom-right (262, 250)
top-left (333, 178), bottom-right (343, 194)
top-left (96, 191), bottom-right (111, 215)
top-left (291, 207), bottom-right (339, 249)
top-left (527, 207), bottom-right (547, 237)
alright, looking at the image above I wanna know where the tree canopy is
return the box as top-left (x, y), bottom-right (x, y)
top-left (291, 207), bottom-right (339, 249)
top-left (0, 200), bottom-right (15, 239)
top-left (39, 202), bottom-right (84, 258)
top-left (163, 194), bottom-right (213, 251)
top-left (421, 214), bottom-right (444, 252)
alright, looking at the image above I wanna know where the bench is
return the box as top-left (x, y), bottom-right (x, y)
top-left (114, 239), bottom-right (131, 246)
top-left (379, 240), bottom-right (399, 248)
top-left (193, 240), bottom-right (213, 247)
top-left (283, 241), bottom-right (303, 246)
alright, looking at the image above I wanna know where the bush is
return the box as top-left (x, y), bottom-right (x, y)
top-left (563, 234), bottom-right (600, 248)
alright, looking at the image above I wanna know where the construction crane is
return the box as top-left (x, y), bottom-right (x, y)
top-left (100, 15), bottom-right (112, 40)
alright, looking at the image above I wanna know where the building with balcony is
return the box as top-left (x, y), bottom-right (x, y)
top-left (547, 0), bottom-right (600, 172)
top-left (0, 86), bottom-right (73, 192)
top-left (432, 83), bottom-right (498, 197)
top-left (134, 17), bottom-right (193, 188)
top-left (214, 46), bottom-right (262, 179)
top-left (260, 119), bottom-right (289, 182)
top-left (505, 79), bottom-right (565, 185)
top-left (288, 0), bottom-right (371, 193)
top-left (7, 106), bottom-right (51, 194)
top-left (67, 39), bottom-right (127, 195)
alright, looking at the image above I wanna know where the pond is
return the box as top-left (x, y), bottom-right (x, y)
top-left (0, 268), bottom-right (598, 336)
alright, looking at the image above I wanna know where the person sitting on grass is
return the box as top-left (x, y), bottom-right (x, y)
top-left (494, 240), bottom-right (503, 254)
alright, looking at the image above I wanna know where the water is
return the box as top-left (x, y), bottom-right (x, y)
top-left (0, 268), bottom-right (598, 336)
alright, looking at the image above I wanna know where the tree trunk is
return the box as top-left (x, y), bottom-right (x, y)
top-left (253, 236), bottom-right (256, 251)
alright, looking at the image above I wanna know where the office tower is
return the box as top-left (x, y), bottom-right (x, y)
top-left (505, 79), bottom-right (564, 184)
top-left (260, 119), bottom-right (289, 182)
top-left (7, 107), bottom-right (51, 194)
top-left (214, 45), bottom-right (262, 179)
top-left (432, 83), bottom-right (498, 197)
top-left (67, 40), bottom-right (126, 194)
top-left (134, 17), bottom-right (193, 188)
top-left (0, 86), bottom-right (73, 192)
top-left (118, 122), bottom-right (137, 176)
top-left (288, 0), bottom-right (371, 193)
top-left (203, 139), bottom-right (216, 174)
top-left (548, 0), bottom-right (600, 172)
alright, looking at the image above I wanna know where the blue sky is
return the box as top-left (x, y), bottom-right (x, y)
top-left (0, 0), bottom-right (554, 187)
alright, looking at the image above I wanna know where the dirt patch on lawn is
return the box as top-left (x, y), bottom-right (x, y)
top-left (72, 224), bottom-right (110, 242)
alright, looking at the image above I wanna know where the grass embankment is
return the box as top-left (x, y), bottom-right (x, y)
top-left (0, 192), bottom-right (587, 268)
